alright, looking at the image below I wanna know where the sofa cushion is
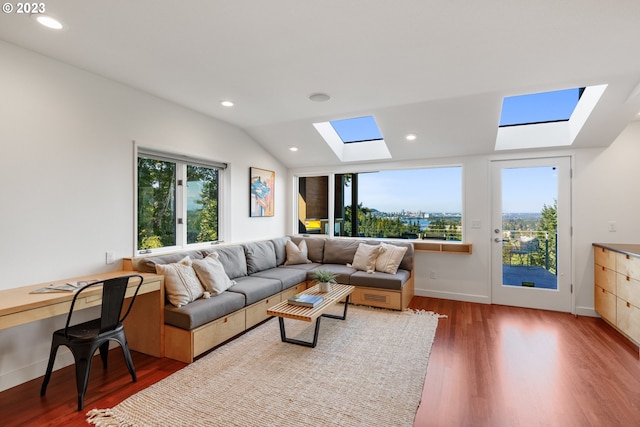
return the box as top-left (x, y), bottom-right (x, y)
top-left (227, 276), bottom-right (282, 305)
top-left (350, 269), bottom-right (411, 291)
top-left (309, 264), bottom-right (357, 285)
top-left (271, 236), bottom-right (291, 266)
top-left (155, 257), bottom-right (204, 308)
top-left (251, 267), bottom-right (307, 290)
top-left (136, 249), bottom-right (204, 273)
top-left (164, 291), bottom-right (246, 330)
top-left (243, 241), bottom-right (277, 274)
top-left (192, 252), bottom-right (236, 295)
top-left (375, 243), bottom-right (409, 274)
top-left (284, 239), bottom-right (312, 265)
top-left (202, 245), bottom-right (248, 280)
top-left (292, 237), bottom-right (325, 263)
top-left (322, 239), bottom-right (363, 265)
top-left (350, 243), bottom-right (382, 273)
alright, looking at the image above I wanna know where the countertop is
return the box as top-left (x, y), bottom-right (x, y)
top-left (593, 243), bottom-right (640, 258)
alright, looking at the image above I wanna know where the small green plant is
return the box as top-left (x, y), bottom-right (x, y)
top-left (312, 269), bottom-right (337, 284)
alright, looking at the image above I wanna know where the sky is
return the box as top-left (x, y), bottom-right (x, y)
top-left (347, 166), bottom-right (556, 214)
top-left (501, 167), bottom-right (557, 213)
top-left (499, 88), bottom-right (581, 126)
top-left (353, 168), bottom-right (462, 213)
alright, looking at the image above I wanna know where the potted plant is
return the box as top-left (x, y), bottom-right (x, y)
top-left (312, 269), bottom-right (337, 293)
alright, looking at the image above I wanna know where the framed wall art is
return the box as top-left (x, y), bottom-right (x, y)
top-left (249, 167), bottom-right (275, 217)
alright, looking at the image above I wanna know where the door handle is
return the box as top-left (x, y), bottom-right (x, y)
top-left (494, 238), bottom-right (502, 243)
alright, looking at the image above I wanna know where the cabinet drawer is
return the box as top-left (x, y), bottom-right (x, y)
top-left (595, 285), bottom-right (616, 324)
top-left (246, 295), bottom-right (282, 328)
top-left (616, 252), bottom-right (640, 280)
top-left (594, 247), bottom-right (616, 270)
top-left (617, 298), bottom-right (640, 344)
top-left (193, 310), bottom-right (245, 356)
top-left (594, 265), bottom-right (616, 294)
top-left (617, 274), bottom-right (640, 310)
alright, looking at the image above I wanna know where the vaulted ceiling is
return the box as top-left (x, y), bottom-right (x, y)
top-left (1, 0), bottom-right (639, 167)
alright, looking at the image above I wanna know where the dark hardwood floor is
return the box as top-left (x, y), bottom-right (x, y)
top-left (2, 297), bottom-right (640, 427)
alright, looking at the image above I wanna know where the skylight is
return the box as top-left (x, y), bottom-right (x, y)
top-left (329, 116), bottom-right (383, 143)
top-left (314, 115), bottom-right (391, 162)
top-left (500, 88), bottom-right (583, 127)
top-left (495, 84), bottom-right (607, 151)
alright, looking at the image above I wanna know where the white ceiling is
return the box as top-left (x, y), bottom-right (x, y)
top-left (1, 0), bottom-right (640, 168)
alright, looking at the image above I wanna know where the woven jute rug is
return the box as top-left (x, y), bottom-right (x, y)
top-left (87, 305), bottom-right (440, 427)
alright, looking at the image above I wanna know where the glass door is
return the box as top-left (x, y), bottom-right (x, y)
top-left (491, 157), bottom-right (572, 312)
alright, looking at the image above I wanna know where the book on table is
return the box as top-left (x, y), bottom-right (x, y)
top-left (287, 293), bottom-right (324, 308)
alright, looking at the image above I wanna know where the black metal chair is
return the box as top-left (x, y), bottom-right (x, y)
top-left (40, 274), bottom-right (144, 411)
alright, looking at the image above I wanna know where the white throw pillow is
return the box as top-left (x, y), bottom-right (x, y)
top-left (375, 243), bottom-right (408, 274)
top-left (155, 256), bottom-right (204, 308)
top-left (349, 243), bottom-right (382, 274)
top-left (192, 252), bottom-right (236, 295)
top-left (284, 240), bottom-right (312, 265)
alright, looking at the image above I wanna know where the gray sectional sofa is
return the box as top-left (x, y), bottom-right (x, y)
top-left (128, 236), bottom-right (414, 363)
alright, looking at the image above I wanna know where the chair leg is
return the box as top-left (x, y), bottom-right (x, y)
top-left (72, 345), bottom-right (97, 411)
top-left (120, 340), bottom-right (137, 383)
top-left (40, 341), bottom-right (61, 396)
top-left (99, 341), bottom-right (109, 369)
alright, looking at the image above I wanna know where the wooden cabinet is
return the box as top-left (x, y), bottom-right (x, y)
top-left (593, 243), bottom-right (640, 348)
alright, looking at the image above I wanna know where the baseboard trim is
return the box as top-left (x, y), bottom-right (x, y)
top-left (414, 289), bottom-right (491, 305)
top-left (575, 306), bottom-right (598, 317)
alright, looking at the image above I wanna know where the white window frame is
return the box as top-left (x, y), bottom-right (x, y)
top-left (294, 165), bottom-right (464, 241)
top-left (134, 144), bottom-right (227, 255)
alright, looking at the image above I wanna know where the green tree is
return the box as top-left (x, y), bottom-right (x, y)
top-left (137, 158), bottom-right (176, 249)
top-left (536, 200), bottom-right (557, 273)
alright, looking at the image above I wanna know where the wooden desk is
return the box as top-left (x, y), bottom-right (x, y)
top-left (0, 271), bottom-right (164, 357)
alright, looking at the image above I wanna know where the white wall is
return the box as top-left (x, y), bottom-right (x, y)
top-left (0, 40), bottom-right (286, 391)
top-left (289, 122), bottom-right (640, 316)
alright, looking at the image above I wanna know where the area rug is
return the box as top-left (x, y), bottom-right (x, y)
top-left (87, 305), bottom-right (440, 427)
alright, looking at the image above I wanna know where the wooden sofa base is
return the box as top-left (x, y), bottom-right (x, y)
top-left (164, 282), bottom-right (307, 363)
top-left (350, 276), bottom-right (415, 311)
top-left (164, 276), bottom-right (414, 363)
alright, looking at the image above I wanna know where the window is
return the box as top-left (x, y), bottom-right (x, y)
top-left (137, 149), bottom-right (225, 253)
top-left (297, 167), bottom-right (463, 241)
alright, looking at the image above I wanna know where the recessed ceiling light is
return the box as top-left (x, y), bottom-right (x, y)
top-left (220, 100), bottom-right (234, 107)
top-left (405, 134), bottom-right (417, 141)
top-left (32, 14), bottom-right (64, 30)
top-left (309, 93), bottom-right (331, 103)
top-left (289, 146), bottom-right (299, 152)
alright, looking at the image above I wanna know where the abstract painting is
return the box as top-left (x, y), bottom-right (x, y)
top-left (250, 167), bottom-right (274, 217)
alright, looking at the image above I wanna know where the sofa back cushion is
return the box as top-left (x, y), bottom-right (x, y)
top-left (202, 245), bottom-right (247, 279)
top-left (243, 241), bottom-right (277, 274)
top-left (322, 239), bottom-right (364, 265)
top-left (292, 237), bottom-right (325, 263)
top-left (270, 236), bottom-right (291, 266)
top-left (135, 249), bottom-right (204, 273)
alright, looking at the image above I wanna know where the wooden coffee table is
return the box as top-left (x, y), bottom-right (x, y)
top-left (267, 283), bottom-right (354, 348)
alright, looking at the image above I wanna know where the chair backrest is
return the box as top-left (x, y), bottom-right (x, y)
top-left (64, 274), bottom-right (144, 335)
